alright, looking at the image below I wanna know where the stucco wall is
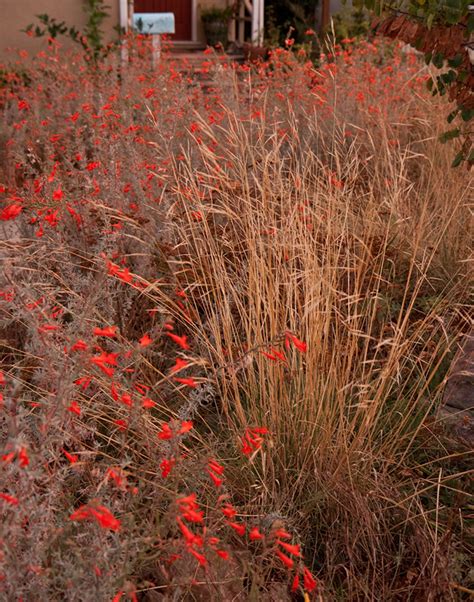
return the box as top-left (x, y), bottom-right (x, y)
top-left (0, 0), bottom-right (120, 61)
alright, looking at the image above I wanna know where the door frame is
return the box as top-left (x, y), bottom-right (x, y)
top-left (120, 0), bottom-right (197, 42)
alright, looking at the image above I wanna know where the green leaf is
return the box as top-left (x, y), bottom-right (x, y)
top-left (440, 70), bottom-right (456, 84)
top-left (444, 9), bottom-right (462, 24)
top-left (447, 109), bottom-right (459, 123)
top-left (451, 151), bottom-right (464, 167)
top-left (435, 76), bottom-right (446, 94)
top-left (468, 13), bottom-right (474, 33)
top-left (432, 52), bottom-right (444, 68)
top-left (448, 54), bottom-right (463, 68)
top-left (439, 128), bottom-right (460, 143)
top-left (461, 108), bottom-right (474, 122)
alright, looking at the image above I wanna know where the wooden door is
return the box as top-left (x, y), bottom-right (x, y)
top-left (134, 0), bottom-right (192, 40)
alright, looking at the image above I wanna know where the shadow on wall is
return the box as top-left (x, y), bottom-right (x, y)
top-left (0, 0), bottom-right (119, 61)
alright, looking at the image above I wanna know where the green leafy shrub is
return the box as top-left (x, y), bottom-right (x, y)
top-left (358, 0), bottom-right (473, 166)
top-left (23, 0), bottom-right (116, 63)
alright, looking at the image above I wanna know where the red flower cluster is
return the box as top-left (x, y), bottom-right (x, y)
top-left (175, 493), bottom-right (229, 566)
top-left (70, 503), bottom-right (121, 532)
top-left (285, 332), bottom-right (307, 353)
top-left (158, 420), bottom-right (193, 440)
top-left (241, 426), bottom-right (269, 456)
top-left (0, 203), bottom-right (22, 221)
top-left (207, 458), bottom-right (224, 488)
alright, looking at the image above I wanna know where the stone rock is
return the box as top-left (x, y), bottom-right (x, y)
top-left (441, 329), bottom-right (474, 447)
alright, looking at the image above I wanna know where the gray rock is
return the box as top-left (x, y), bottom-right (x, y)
top-left (441, 329), bottom-right (474, 447)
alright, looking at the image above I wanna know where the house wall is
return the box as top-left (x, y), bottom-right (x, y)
top-left (0, 0), bottom-right (237, 61)
top-left (0, 0), bottom-right (120, 61)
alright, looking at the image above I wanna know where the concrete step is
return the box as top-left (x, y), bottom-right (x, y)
top-left (167, 51), bottom-right (244, 72)
top-left (169, 41), bottom-right (207, 53)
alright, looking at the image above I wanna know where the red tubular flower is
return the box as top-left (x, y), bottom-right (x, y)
top-left (274, 528), bottom-right (292, 540)
top-left (107, 261), bottom-right (133, 283)
top-left (276, 549), bottom-right (294, 569)
top-left (177, 493), bottom-right (204, 523)
top-left (181, 508), bottom-right (204, 523)
top-left (303, 567), bottom-right (317, 592)
top-left (285, 332), bottom-right (307, 353)
top-left (69, 505), bottom-right (92, 522)
top-left (93, 325), bottom-right (117, 338)
top-left (70, 339), bottom-right (88, 352)
top-left (277, 540), bottom-right (302, 557)
top-left (62, 449), bottom-right (79, 464)
top-left (106, 468), bottom-right (125, 488)
top-left (116, 267), bottom-right (133, 283)
top-left (38, 324), bottom-right (59, 333)
top-left (158, 423), bottom-right (173, 440)
top-left (74, 376), bottom-right (91, 390)
top-left (262, 348), bottom-right (286, 362)
top-left (0, 493), bottom-right (19, 506)
top-left (165, 332), bottom-right (190, 350)
top-left (160, 458), bottom-right (175, 478)
top-left (170, 358), bottom-right (188, 373)
top-left (139, 333), bottom-right (152, 347)
top-left (178, 421), bottom-right (193, 434)
top-left (67, 401), bottom-right (81, 416)
top-left (120, 393), bottom-right (133, 407)
top-left (110, 383), bottom-right (120, 401)
top-left (52, 188), bottom-right (64, 201)
top-left (208, 459), bottom-right (224, 475)
top-left (216, 549), bottom-right (229, 560)
top-left (291, 574), bottom-right (300, 592)
top-left (142, 397), bottom-right (156, 408)
top-left (241, 427), bottom-right (268, 456)
top-left (270, 348), bottom-right (286, 362)
top-left (188, 547), bottom-right (207, 566)
top-left (89, 505), bottom-right (121, 531)
top-left (221, 503), bottom-right (237, 518)
top-left (134, 383), bottom-right (150, 395)
top-left (249, 527), bottom-right (264, 541)
top-left (90, 351), bottom-right (118, 377)
top-left (177, 493), bottom-right (197, 506)
top-left (227, 521), bottom-right (246, 536)
top-left (176, 517), bottom-right (198, 545)
top-left (252, 427), bottom-right (269, 435)
top-left (0, 204), bottom-right (22, 221)
top-left (207, 470), bottom-right (223, 488)
top-left (18, 447), bottom-right (29, 467)
top-left (174, 377), bottom-right (197, 388)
